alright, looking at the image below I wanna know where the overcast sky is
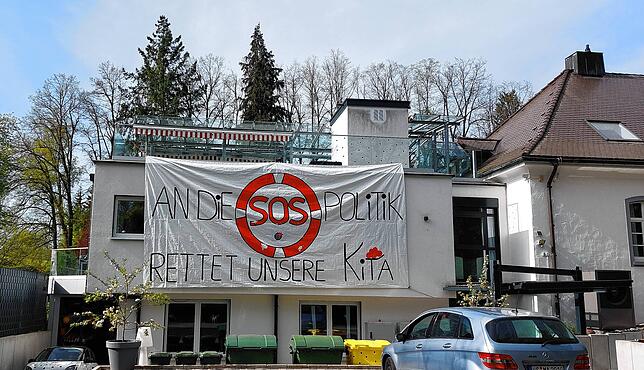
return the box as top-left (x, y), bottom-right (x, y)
top-left (2, 0), bottom-right (644, 116)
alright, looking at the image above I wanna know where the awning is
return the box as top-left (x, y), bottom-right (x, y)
top-left (133, 125), bottom-right (292, 142)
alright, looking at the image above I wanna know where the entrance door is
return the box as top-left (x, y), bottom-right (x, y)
top-left (453, 197), bottom-right (500, 284)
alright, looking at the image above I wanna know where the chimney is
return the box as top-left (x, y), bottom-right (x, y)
top-left (565, 45), bottom-right (605, 77)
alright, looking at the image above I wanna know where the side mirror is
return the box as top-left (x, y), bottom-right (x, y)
top-left (395, 332), bottom-right (407, 342)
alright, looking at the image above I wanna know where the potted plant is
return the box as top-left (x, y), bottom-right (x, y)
top-left (73, 251), bottom-right (169, 370)
top-left (148, 352), bottom-right (172, 365)
top-left (200, 351), bottom-right (223, 365)
top-left (458, 255), bottom-right (509, 307)
top-left (175, 351), bottom-right (199, 365)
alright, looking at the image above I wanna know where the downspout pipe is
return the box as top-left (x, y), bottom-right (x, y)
top-left (273, 295), bottom-right (279, 337)
top-left (546, 159), bottom-right (561, 316)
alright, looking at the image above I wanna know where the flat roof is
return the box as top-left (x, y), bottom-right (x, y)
top-left (330, 98), bottom-right (411, 125)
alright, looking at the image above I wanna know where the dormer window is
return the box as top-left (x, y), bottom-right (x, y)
top-left (587, 120), bottom-right (640, 141)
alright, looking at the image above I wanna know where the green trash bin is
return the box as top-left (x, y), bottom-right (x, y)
top-left (225, 335), bottom-right (277, 364)
top-left (289, 335), bottom-right (344, 364)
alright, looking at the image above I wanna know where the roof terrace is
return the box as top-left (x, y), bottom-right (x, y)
top-left (112, 115), bottom-right (473, 177)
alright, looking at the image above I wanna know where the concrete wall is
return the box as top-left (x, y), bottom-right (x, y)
top-left (0, 331), bottom-right (50, 370)
top-left (331, 107), bottom-right (409, 167)
top-left (88, 160), bottom-right (146, 290)
top-left (616, 339), bottom-right (644, 370)
top-left (579, 332), bottom-right (643, 370)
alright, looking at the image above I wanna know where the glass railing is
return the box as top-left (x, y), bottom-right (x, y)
top-left (51, 247), bottom-right (88, 276)
top-left (112, 123), bottom-right (472, 177)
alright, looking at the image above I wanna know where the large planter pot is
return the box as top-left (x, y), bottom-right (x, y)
top-left (175, 351), bottom-right (198, 365)
top-left (106, 340), bottom-right (141, 370)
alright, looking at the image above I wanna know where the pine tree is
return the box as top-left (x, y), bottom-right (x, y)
top-left (492, 89), bottom-right (522, 127)
top-left (239, 24), bottom-right (286, 122)
top-left (127, 15), bottom-right (201, 117)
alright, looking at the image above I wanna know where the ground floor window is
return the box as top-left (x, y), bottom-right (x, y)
top-left (166, 302), bottom-right (228, 352)
top-left (627, 197), bottom-right (644, 265)
top-left (300, 303), bottom-right (359, 339)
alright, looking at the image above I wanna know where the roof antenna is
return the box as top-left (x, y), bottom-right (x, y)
top-left (585, 44), bottom-right (591, 52)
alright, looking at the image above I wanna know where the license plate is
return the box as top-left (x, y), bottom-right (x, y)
top-left (531, 366), bottom-right (564, 370)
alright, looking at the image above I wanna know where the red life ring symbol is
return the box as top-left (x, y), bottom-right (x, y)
top-left (235, 173), bottom-right (321, 258)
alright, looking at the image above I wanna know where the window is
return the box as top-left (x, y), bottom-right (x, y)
top-left (166, 303), bottom-right (195, 352)
top-left (627, 197), bottom-right (644, 265)
top-left (453, 197), bottom-right (500, 283)
top-left (300, 303), bottom-right (359, 339)
top-left (166, 302), bottom-right (229, 353)
top-left (459, 316), bottom-right (474, 339)
top-left (113, 196), bottom-right (144, 238)
top-left (199, 303), bottom-right (228, 352)
top-left (35, 347), bottom-right (82, 361)
top-left (407, 313), bottom-right (435, 340)
top-left (485, 317), bottom-right (578, 344)
top-left (332, 305), bottom-right (358, 339)
top-left (429, 312), bottom-right (460, 338)
top-left (588, 121), bottom-right (640, 141)
top-left (370, 109), bottom-right (386, 123)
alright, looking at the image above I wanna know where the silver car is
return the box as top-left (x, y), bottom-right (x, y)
top-left (382, 307), bottom-right (589, 370)
top-left (25, 346), bottom-right (98, 370)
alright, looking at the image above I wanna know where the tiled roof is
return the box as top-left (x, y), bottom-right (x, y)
top-left (457, 137), bottom-right (499, 151)
top-left (477, 70), bottom-right (644, 175)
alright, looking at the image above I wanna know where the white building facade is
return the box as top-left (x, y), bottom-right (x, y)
top-left (69, 99), bottom-right (509, 363)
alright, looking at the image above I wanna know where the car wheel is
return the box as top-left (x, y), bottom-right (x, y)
top-left (383, 356), bottom-right (396, 370)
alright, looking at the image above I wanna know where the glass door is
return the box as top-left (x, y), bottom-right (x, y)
top-left (453, 197), bottom-right (500, 284)
top-left (300, 303), bottom-right (359, 339)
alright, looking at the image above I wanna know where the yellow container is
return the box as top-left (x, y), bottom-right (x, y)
top-left (344, 339), bottom-right (391, 365)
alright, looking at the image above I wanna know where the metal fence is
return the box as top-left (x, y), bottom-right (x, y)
top-left (0, 268), bottom-right (48, 337)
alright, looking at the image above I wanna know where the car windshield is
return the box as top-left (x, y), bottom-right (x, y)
top-left (35, 347), bottom-right (82, 361)
top-left (486, 317), bottom-right (578, 344)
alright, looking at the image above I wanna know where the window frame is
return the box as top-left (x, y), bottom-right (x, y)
top-left (587, 120), bottom-right (641, 141)
top-left (428, 312), bottom-right (462, 339)
top-left (458, 315), bottom-right (475, 340)
top-left (112, 195), bottom-right (145, 240)
top-left (164, 300), bottom-right (230, 353)
top-left (453, 197), bottom-right (501, 284)
top-left (626, 197), bottom-right (644, 266)
top-left (405, 312), bottom-right (436, 340)
top-left (298, 301), bottom-right (361, 339)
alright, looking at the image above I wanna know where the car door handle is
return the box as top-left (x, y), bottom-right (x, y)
top-left (416, 343), bottom-right (423, 349)
top-left (442, 343), bottom-right (452, 349)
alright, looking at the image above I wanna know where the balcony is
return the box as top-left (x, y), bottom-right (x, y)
top-left (48, 247), bottom-right (88, 295)
top-left (112, 116), bottom-right (473, 177)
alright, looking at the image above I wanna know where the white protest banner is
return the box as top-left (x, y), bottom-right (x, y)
top-left (144, 157), bottom-right (408, 288)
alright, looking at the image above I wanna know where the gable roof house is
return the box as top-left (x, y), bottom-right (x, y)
top-left (461, 48), bottom-right (644, 327)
